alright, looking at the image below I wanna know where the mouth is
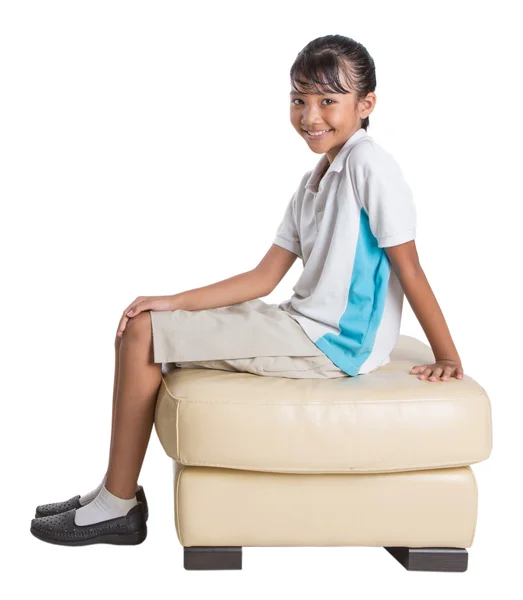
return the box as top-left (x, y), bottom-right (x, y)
top-left (303, 128), bottom-right (333, 141)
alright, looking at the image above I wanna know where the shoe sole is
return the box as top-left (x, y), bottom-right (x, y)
top-left (30, 526), bottom-right (147, 546)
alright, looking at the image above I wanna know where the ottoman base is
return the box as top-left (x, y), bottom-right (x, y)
top-left (174, 462), bottom-right (477, 573)
top-left (183, 546), bottom-right (468, 572)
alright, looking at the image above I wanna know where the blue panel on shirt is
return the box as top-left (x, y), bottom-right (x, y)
top-left (314, 208), bottom-right (391, 375)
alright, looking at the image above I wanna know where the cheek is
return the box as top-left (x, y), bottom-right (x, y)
top-left (327, 112), bottom-right (344, 126)
top-left (290, 113), bottom-right (302, 127)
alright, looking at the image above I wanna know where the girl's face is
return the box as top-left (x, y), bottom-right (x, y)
top-left (290, 75), bottom-right (376, 164)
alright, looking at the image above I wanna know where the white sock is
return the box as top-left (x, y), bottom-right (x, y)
top-left (74, 484), bottom-right (138, 526)
top-left (78, 474), bottom-right (107, 506)
top-left (79, 473), bottom-right (140, 506)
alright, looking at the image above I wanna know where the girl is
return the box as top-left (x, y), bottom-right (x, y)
top-left (30, 34), bottom-right (464, 547)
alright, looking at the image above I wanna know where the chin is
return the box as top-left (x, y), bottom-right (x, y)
top-left (308, 146), bottom-right (328, 154)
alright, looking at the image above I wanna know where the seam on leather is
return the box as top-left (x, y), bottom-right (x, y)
top-left (173, 392), bottom-right (485, 405)
top-left (174, 462), bottom-right (184, 546)
top-left (465, 465), bottom-right (479, 547)
top-left (161, 380), bottom-right (188, 402)
top-left (177, 461), bottom-right (479, 472)
top-left (175, 393), bottom-right (180, 463)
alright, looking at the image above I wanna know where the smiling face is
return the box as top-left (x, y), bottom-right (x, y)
top-left (290, 68), bottom-right (376, 164)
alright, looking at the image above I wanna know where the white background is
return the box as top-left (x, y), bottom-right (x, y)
top-left (2, 0), bottom-right (521, 597)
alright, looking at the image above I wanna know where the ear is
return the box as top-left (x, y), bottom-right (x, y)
top-left (359, 92), bottom-right (377, 119)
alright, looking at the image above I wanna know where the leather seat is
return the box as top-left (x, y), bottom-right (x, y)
top-left (154, 335), bottom-right (493, 572)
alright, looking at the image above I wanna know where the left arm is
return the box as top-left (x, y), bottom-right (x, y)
top-left (349, 144), bottom-right (463, 380)
top-left (385, 240), bottom-right (464, 380)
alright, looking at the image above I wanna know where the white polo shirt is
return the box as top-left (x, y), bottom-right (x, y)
top-left (273, 127), bottom-right (417, 376)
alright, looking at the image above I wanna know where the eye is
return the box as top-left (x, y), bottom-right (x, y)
top-left (292, 98), bottom-right (334, 105)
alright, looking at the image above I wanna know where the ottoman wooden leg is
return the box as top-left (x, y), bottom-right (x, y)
top-left (384, 547), bottom-right (468, 572)
top-left (184, 546), bottom-right (242, 570)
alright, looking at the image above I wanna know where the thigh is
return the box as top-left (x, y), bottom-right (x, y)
top-left (149, 298), bottom-right (325, 365)
top-left (150, 298), bottom-right (350, 378)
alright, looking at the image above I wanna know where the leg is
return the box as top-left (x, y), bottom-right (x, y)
top-left (96, 334), bottom-right (138, 482)
top-left (105, 312), bottom-right (162, 499)
top-left (384, 547), bottom-right (468, 572)
top-left (107, 333), bottom-right (123, 469)
top-left (184, 547), bottom-right (243, 570)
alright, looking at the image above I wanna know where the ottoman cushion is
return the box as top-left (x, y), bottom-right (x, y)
top-left (154, 335), bottom-right (493, 474)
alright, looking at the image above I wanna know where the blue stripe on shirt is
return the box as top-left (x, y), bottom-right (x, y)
top-left (314, 207), bottom-right (391, 375)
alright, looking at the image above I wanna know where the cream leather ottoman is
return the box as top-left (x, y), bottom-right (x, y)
top-left (154, 334), bottom-right (493, 572)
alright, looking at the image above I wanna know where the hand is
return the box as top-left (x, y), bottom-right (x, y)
top-left (116, 295), bottom-right (179, 338)
top-left (410, 359), bottom-right (464, 382)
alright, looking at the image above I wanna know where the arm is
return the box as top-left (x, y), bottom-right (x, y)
top-left (171, 269), bottom-right (271, 312)
top-left (385, 240), bottom-right (461, 363)
top-left (171, 244), bottom-right (298, 312)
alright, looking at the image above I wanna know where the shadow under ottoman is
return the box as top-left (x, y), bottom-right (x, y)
top-left (153, 335), bottom-right (493, 572)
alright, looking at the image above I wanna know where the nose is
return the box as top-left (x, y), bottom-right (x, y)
top-left (300, 105), bottom-right (323, 129)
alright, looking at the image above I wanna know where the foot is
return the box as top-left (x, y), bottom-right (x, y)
top-left (30, 503), bottom-right (147, 547)
top-left (74, 485), bottom-right (138, 526)
top-left (35, 485), bottom-right (149, 521)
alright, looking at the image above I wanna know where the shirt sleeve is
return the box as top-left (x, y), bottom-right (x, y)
top-left (350, 142), bottom-right (417, 248)
top-left (273, 191), bottom-right (302, 258)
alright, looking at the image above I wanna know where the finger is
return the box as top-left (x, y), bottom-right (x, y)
top-left (122, 301), bottom-right (145, 320)
top-left (419, 366), bottom-right (433, 379)
top-left (127, 300), bottom-right (149, 317)
top-left (410, 365), bottom-right (426, 374)
top-left (122, 298), bottom-right (146, 318)
top-left (441, 367), bottom-right (453, 381)
top-left (456, 368), bottom-right (464, 379)
top-left (116, 316), bottom-right (129, 337)
top-left (118, 299), bottom-right (147, 336)
top-left (429, 368), bottom-right (444, 381)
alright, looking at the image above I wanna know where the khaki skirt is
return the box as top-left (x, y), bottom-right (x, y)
top-left (149, 298), bottom-right (350, 379)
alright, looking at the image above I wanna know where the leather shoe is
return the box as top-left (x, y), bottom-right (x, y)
top-left (35, 485), bottom-right (149, 521)
top-left (30, 502), bottom-right (147, 546)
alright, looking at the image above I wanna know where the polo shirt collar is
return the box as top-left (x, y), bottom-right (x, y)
top-left (305, 127), bottom-right (369, 193)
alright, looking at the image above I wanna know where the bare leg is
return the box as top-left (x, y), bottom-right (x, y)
top-left (105, 312), bottom-right (162, 499)
top-left (98, 333), bottom-right (126, 481)
top-left (107, 334), bottom-right (123, 469)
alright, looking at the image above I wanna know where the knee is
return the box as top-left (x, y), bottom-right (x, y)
top-left (123, 311), bottom-right (152, 342)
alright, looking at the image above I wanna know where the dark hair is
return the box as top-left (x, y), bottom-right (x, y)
top-left (290, 35), bottom-right (376, 131)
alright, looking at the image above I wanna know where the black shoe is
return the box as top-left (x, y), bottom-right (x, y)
top-left (30, 502), bottom-right (147, 546)
top-left (35, 485), bottom-right (149, 522)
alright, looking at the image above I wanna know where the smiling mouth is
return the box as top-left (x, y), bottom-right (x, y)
top-left (303, 128), bottom-right (333, 139)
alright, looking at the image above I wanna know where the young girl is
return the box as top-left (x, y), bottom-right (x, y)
top-left (30, 34), bottom-right (464, 547)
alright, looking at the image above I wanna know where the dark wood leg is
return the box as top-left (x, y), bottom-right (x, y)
top-left (384, 546), bottom-right (468, 572)
top-left (184, 546), bottom-right (242, 570)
